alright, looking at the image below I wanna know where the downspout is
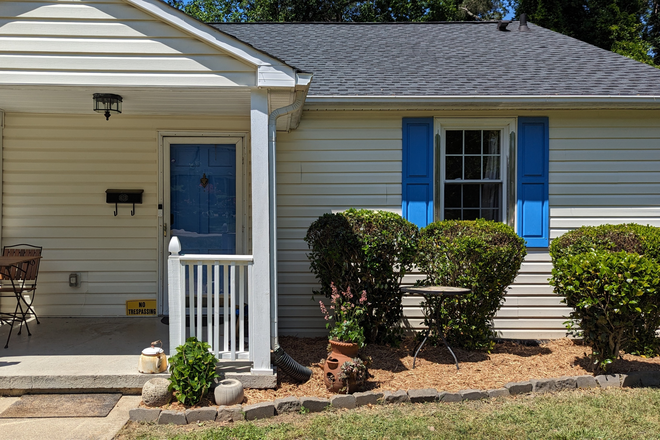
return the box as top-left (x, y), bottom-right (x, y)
top-left (268, 90), bottom-right (306, 349)
top-left (267, 89), bottom-right (313, 382)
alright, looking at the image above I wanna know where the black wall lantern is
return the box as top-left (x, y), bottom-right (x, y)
top-left (93, 93), bottom-right (122, 120)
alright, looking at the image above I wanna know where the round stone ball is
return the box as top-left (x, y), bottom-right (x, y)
top-left (142, 377), bottom-right (172, 407)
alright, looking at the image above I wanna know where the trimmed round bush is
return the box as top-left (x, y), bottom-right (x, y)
top-left (550, 223), bottom-right (660, 263)
top-left (305, 208), bottom-right (418, 344)
top-left (416, 219), bottom-right (527, 351)
top-left (552, 250), bottom-right (660, 371)
top-left (550, 224), bottom-right (660, 370)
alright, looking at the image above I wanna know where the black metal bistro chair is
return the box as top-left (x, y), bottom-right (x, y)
top-left (0, 244), bottom-right (42, 348)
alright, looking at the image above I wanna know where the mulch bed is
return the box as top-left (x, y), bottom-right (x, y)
top-left (243, 336), bottom-right (660, 404)
top-left (151, 336), bottom-right (660, 410)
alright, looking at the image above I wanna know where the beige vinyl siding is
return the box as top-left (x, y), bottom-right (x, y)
top-left (0, 0), bottom-right (256, 88)
top-left (2, 112), bottom-right (249, 317)
top-left (276, 109), bottom-right (660, 339)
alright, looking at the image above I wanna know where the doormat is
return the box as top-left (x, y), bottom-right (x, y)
top-left (0, 394), bottom-right (121, 418)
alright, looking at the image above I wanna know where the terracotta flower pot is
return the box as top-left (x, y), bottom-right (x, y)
top-left (323, 339), bottom-right (359, 393)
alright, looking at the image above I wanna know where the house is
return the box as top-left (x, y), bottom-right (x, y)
top-left (1, 1), bottom-right (660, 379)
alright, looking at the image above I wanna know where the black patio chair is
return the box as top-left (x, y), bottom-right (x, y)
top-left (0, 244), bottom-right (42, 348)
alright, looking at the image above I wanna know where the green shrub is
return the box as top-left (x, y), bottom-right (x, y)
top-left (305, 209), bottom-right (418, 344)
top-left (415, 219), bottom-right (527, 351)
top-left (550, 224), bottom-right (660, 369)
top-left (168, 337), bottom-right (219, 405)
top-left (549, 223), bottom-right (660, 263)
top-left (551, 250), bottom-right (660, 370)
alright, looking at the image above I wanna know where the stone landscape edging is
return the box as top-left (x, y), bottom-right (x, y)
top-left (128, 371), bottom-right (660, 425)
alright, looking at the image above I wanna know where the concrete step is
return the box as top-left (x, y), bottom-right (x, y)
top-left (0, 355), bottom-right (169, 396)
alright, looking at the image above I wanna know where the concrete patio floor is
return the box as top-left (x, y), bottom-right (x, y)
top-left (0, 317), bottom-right (170, 395)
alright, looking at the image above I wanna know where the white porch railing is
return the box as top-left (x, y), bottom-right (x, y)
top-left (168, 237), bottom-right (262, 366)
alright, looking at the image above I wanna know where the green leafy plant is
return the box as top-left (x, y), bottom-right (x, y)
top-left (168, 337), bottom-right (219, 405)
top-left (549, 223), bottom-right (660, 263)
top-left (305, 209), bottom-right (418, 344)
top-left (552, 251), bottom-right (660, 371)
top-left (550, 224), bottom-right (660, 370)
top-left (415, 219), bottom-right (527, 351)
top-left (319, 283), bottom-right (368, 348)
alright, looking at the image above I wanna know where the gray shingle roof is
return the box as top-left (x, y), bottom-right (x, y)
top-left (212, 22), bottom-right (660, 97)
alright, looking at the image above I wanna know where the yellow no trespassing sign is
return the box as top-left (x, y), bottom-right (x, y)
top-left (126, 299), bottom-right (157, 316)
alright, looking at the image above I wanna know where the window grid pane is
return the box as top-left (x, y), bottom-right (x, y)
top-left (443, 128), bottom-right (502, 222)
top-left (444, 183), bottom-right (502, 221)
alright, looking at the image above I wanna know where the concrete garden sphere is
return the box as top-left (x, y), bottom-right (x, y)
top-left (214, 379), bottom-right (244, 405)
top-left (142, 377), bottom-right (172, 407)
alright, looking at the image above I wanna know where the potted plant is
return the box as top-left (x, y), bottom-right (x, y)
top-left (319, 283), bottom-right (368, 393)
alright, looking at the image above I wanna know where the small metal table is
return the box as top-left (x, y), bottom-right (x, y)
top-left (401, 285), bottom-right (471, 370)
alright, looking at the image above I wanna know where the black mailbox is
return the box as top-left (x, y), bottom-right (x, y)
top-left (106, 189), bottom-right (144, 216)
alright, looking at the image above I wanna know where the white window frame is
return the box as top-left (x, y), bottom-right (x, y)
top-left (434, 118), bottom-right (516, 226)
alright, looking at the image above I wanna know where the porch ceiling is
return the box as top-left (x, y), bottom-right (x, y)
top-left (0, 85), bottom-right (252, 116)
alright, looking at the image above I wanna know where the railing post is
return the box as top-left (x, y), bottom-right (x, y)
top-left (167, 236), bottom-right (185, 357)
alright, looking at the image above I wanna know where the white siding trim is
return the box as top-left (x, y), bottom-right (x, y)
top-left (122, 0), bottom-right (297, 87)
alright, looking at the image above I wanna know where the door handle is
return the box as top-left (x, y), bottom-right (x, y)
top-left (163, 223), bottom-right (168, 237)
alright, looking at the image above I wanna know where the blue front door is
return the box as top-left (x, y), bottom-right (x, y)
top-left (170, 144), bottom-right (237, 255)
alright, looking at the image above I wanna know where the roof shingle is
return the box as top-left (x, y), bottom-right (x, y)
top-left (212, 22), bottom-right (660, 97)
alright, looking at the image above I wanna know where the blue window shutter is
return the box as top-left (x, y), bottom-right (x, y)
top-left (517, 117), bottom-right (549, 247)
top-left (402, 118), bottom-right (434, 228)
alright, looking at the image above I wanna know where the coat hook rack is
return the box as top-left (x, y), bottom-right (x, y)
top-left (106, 189), bottom-right (144, 216)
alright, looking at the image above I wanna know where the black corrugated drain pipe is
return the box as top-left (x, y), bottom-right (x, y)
top-left (272, 345), bottom-right (313, 382)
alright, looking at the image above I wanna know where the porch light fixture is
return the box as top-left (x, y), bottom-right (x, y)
top-left (93, 93), bottom-right (122, 120)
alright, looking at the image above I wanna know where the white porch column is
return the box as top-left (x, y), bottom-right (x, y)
top-left (249, 88), bottom-right (273, 375)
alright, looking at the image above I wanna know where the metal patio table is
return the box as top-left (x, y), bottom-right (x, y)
top-left (401, 285), bottom-right (471, 370)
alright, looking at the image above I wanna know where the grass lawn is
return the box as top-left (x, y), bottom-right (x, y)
top-left (118, 387), bottom-right (660, 439)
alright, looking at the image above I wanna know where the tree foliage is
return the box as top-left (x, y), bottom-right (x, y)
top-left (514, 0), bottom-right (658, 67)
top-left (646, 0), bottom-right (660, 64)
top-left (165, 0), bottom-right (506, 22)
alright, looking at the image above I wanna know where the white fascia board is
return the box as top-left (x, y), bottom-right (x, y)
top-left (304, 95), bottom-right (660, 110)
top-left (123, 0), bottom-right (297, 87)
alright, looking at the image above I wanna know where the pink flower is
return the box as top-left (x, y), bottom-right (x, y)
top-left (359, 290), bottom-right (367, 304)
top-left (319, 301), bottom-right (327, 316)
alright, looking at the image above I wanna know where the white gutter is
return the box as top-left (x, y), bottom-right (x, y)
top-left (305, 95), bottom-right (660, 110)
top-left (268, 89), bottom-right (307, 349)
